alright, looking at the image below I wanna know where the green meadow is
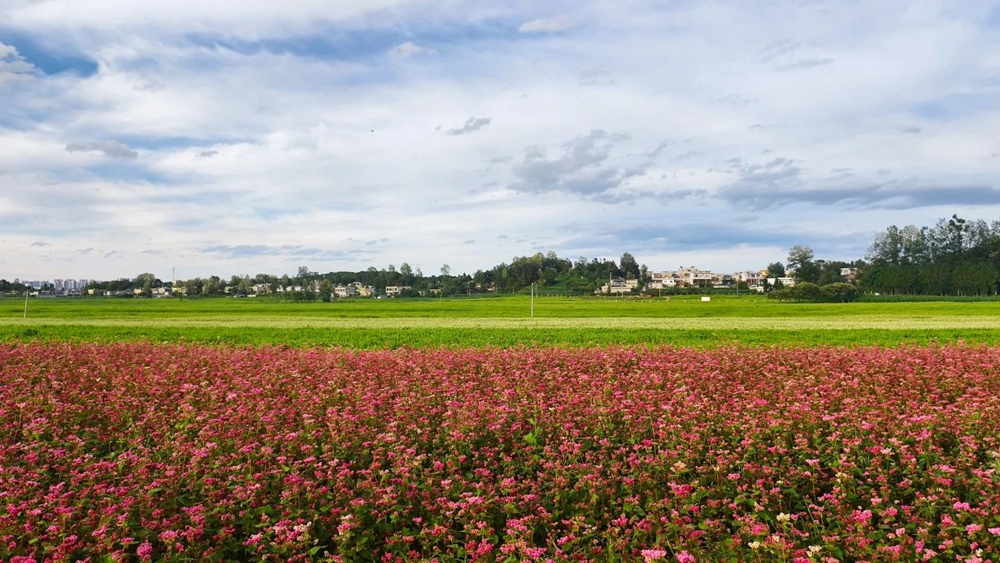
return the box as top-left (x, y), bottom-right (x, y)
top-left (1, 294), bottom-right (997, 347)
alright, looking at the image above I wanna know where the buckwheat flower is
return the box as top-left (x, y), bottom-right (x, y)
top-left (641, 549), bottom-right (667, 561)
top-left (137, 540), bottom-right (153, 562)
top-left (988, 527), bottom-right (1000, 535)
top-left (675, 551), bottom-right (695, 563)
top-left (776, 513), bottom-right (791, 522)
top-left (524, 547), bottom-right (546, 557)
top-left (808, 545), bottom-right (822, 555)
top-left (749, 541), bottom-right (761, 550)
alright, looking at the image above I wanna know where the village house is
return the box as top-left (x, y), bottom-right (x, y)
top-left (385, 285), bottom-right (412, 297)
top-left (599, 278), bottom-right (640, 294)
top-left (334, 284), bottom-right (357, 298)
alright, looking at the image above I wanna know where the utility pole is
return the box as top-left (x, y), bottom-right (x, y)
top-left (23, 288), bottom-right (29, 319)
top-left (530, 283), bottom-right (534, 318)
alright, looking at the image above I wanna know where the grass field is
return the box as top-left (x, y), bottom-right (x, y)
top-left (1, 294), bottom-right (998, 347)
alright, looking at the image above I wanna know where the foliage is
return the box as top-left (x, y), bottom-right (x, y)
top-left (767, 282), bottom-right (859, 303)
top-left (863, 215), bottom-right (1000, 296)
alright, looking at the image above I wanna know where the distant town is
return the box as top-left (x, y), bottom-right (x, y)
top-left (0, 262), bottom-right (861, 300)
top-left (4, 214), bottom-right (999, 300)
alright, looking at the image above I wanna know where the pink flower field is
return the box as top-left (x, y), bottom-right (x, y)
top-left (2, 343), bottom-right (999, 562)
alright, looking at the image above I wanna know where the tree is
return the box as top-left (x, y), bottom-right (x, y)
top-left (318, 280), bottom-right (333, 302)
top-left (237, 276), bottom-right (251, 295)
top-left (399, 263), bottom-right (413, 277)
top-left (766, 262), bottom-right (786, 278)
top-left (440, 264), bottom-right (451, 277)
top-left (619, 252), bottom-right (640, 280)
top-left (786, 246), bottom-right (814, 272)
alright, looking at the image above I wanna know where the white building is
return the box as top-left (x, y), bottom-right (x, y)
top-left (385, 285), bottom-right (412, 297)
top-left (334, 285), bottom-right (357, 298)
top-left (648, 271), bottom-right (681, 289)
top-left (599, 278), bottom-right (639, 294)
top-left (735, 270), bottom-right (767, 288)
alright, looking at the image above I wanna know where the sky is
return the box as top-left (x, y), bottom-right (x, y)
top-left (1, 0), bottom-right (999, 280)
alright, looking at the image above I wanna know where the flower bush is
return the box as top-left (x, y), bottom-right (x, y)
top-left (1, 343), bottom-right (999, 561)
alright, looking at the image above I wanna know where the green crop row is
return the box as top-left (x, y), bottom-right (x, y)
top-left (2, 324), bottom-right (998, 348)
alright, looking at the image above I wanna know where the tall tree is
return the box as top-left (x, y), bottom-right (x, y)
top-left (786, 246), bottom-right (814, 272)
top-left (619, 252), bottom-right (640, 280)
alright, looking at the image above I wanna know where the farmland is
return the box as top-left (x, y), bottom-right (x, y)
top-left (1, 294), bottom-right (999, 347)
top-left (3, 344), bottom-right (999, 561)
top-left (4, 296), bottom-right (1000, 561)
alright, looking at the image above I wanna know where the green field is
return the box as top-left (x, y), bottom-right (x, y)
top-left (1, 294), bottom-right (998, 347)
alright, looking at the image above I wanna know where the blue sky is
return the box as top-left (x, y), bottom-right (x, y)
top-left (1, 0), bottom-right (999, 280)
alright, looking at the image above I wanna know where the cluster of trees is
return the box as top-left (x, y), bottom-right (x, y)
top-left (861, 215), bottom-right (1000, 296)
top-left (171, 253), bottom-right (646, 300)
top-left (768, 282), bottom-right (859, 302)
top-left (17, 213), bottom-right (996, 301)
top-left (764, 246), bottom-right (864, 287)
top-left (470, 252), bottom-right (642, 295)
top-left (86, 273), bottom-right (164, 296)
top-left (0, 279), bottom-right (33, 294)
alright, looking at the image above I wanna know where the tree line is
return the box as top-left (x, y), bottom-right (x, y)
top-left (861, 215), bottom-right (1000, 296)
top-left (17, 214), bottom-right (998, 300)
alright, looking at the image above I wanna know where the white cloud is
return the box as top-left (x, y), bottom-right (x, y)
top-left (65, 140), bottom-right (139, 159)
top-left (388, 41), bottom-right (436, 59)
top-left (1, 0), bottom-right (999, 280)
top-left (0, 40), bottom-right (38, 86)
top-left (446, 116), bottom-right (491, 135)
top-left (518, 15), bottom-right (575, 33)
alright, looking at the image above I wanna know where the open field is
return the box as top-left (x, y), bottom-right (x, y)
top-left (5, 294), bottom-right (1000, 318)
top-left (1, 295), bottom-right (998, 347)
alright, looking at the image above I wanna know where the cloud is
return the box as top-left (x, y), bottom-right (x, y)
top-left (446, 116), bottom-right (491, 136)
top-left (388, 41), bottom-right (436, 59)
top-left (717, 156), bottom-right (1000, 210)
top-left (508, 130), bottom-right (629, 199)
top-left (0, 41), bottom-right (38, 86)
top-left (578, 68), bottom-right (614, 86)
top-left (65, 141), bottom-right (139, 159)
top-left (518, 15), bottom-right (574, 33)
top-left (774, 57), bottom-right (834, 71)
top-left (2, 1), bottom-right (1000, 279)
top-left (760, 40), bottom-right (834, 72)
top-left (713, 94), bottom-right (757, 107)
top-left (199, 244), bottom-right (375, 261)
top-left (30, 241), bottom-right (48, 247)
top-left (563, 220), bottom-right (871, 254)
